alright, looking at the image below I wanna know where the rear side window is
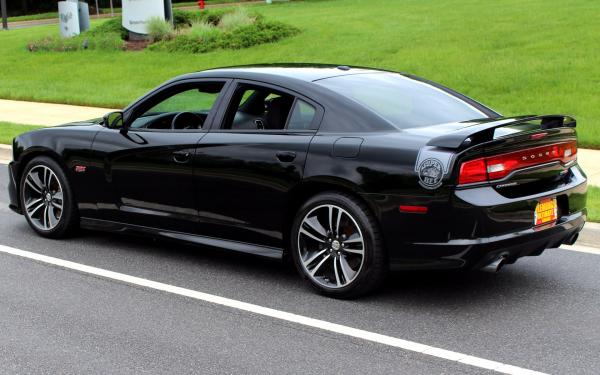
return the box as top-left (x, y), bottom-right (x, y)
top-left (316, 73), bottom-right (489, 129)
top-left (222, 84), bottom-right (296, 131)
top-left (288, 100), bottom-right (316, 130)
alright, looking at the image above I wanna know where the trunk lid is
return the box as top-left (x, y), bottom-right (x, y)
top-left (410, 115), bottom-right (579, 197)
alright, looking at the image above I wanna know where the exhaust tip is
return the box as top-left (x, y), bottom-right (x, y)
top-left (564, 233), bottom-right (579, 246)
top-left (482, 255), bottom-right (507, 273)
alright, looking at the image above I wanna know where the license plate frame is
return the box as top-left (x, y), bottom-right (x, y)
top-left (534, 198), bottom-right (558, 226)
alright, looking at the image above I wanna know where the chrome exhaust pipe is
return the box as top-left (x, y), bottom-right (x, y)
top-left (482, 255), bottom-right (507, 273)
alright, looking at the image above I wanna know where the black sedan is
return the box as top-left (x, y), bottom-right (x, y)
top-left (7, 65), bottom-right (587, 298)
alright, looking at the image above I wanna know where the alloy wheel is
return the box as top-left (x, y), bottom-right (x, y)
top-left (297, 204), bottom-right (365, 289)
top-left (23, 165), bottom-right (64, 231)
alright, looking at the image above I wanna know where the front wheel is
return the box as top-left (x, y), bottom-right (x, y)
top-left (20, 156), bottom-right (79, 238)
top-left (291, 192), bottom-right (387, 298)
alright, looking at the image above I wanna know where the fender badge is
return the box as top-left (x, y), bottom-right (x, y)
top-left (418, 158), bottom-right (443, 189)
top-left (74, 165), bottom-right (87, 173)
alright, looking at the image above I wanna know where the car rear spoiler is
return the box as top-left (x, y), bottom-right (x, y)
top-left (426, 115), bottom-right (576, 150)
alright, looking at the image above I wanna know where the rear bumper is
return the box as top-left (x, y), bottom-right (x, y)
top-left (389, 210), bottom-right (585, 270)
top-left (7, 162), bottom-right (22, 215)
top-left (376, 165), bottom-right (587, 270)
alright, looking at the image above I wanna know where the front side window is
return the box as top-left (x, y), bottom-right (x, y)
top-left (316, 73), bottom-right (490, 129)
top-left (131, 82), bottom-right (225, 130)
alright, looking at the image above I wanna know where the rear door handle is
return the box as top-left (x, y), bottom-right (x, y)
top-left (276, 151), bottom-right (297, 163)
top-left (173, 151), bottom-right (191, 164)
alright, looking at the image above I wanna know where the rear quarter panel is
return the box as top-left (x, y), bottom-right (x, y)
top-left (304, 131), bottom-right (456, 253)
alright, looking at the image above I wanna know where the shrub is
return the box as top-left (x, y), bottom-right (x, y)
top-left (188, 21), bottom-right (221, 43)
top-left (173, 8), bottom-right (228, 28)
top-left (173, 9), bottom-right (193, 28)
top-left (28, 36), bottom-right (81, 52)
top-left (218, 7), bottom-right (255, 31)
top-left (195, 9), bottom-right (230, 26)
top-left (89, 17), bottom-right (128, 40)
top-left (27, 32), bottom-right (125, 52)
top-left (146, 17), bottom-right (174, 42)
top-left (27, 8), bottom-right (296, 54)
top-left (149, 20), bottom-right (300, 54)
top-left (87, 33), bottom-right (126, 51)
top-left (220, 21), bottom-right (299, 49)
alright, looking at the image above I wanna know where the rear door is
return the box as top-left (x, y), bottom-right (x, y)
top-left (193, 80), bottom-right (323, 247)
top-left (91, 79), bottom-right (229, 233)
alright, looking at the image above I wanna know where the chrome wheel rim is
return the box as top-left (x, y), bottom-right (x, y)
top-left (23, 165), bottom-right (63, 231)
top-left (297, 204), bottom-right (365, 289)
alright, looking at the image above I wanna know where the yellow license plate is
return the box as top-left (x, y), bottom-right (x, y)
top-left (534, 198), bottom-right (558, 226)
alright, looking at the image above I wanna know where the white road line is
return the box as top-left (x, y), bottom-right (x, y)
top-left (560, 244), bottom-right (600, 255)
top-left (0, 244), bottom-right (546, 375)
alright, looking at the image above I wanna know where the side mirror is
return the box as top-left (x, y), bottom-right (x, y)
top-left (103, 111), bottom-right (124, 129)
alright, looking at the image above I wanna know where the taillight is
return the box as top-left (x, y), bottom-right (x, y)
top-left (458, 159), bottom-right (487, 184)
top-left (458, 141), bottom-right (577, 185)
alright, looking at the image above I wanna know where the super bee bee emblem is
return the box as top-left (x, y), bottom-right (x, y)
top-left (417, 158), bottom-right (444, 189)
top-left (415, 147), bottom-right (454, 190)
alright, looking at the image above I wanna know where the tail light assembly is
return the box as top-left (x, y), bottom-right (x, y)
top-left (458, 141), bottom-right (577, 185)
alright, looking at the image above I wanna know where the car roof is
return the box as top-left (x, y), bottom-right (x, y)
top-left (182, 64), bottom-right (389, 82)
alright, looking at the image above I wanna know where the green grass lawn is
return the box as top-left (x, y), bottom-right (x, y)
top-left (0, 0), bottom-right (599, 146)
top-left (587, 186), bottom-right (600, 223)
top-left (7, 12), bottom-right (59, 22)
top-left (0, 123), bottom-right (45, 145)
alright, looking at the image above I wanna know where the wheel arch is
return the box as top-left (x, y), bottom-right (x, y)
top-left (282, 177), bottom-right (382, 256)
top-left (14, 148), bottom-right (72, 207)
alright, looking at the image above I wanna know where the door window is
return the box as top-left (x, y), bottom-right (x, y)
top-left (222, 84), bottom-right (298, 131)
top-left (130, 82), bottom-right (225, 130)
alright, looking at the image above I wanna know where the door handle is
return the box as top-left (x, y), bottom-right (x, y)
top-left (276, 151), bottom-right (297, 163)
top-left (172, 151), bottom-right (191, 164)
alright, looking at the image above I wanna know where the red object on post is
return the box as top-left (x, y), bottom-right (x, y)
top-left (198, 0), bottom-right (205, 9)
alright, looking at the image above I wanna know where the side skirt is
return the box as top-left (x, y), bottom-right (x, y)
top-left (80, 217), bottom-right (284, 260)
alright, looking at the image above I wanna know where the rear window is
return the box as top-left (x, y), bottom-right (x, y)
top-left (316, 73), bottom-right (489, 129)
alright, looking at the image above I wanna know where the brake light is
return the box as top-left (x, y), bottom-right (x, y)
top-left (458, 141), bottom-right (577, 185)
top-left (458, 159), bottom-right (487, 184)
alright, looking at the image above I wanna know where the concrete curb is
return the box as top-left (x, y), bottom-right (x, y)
top-left (578, 221), bottom-right (600, 248)
top-left (0, 144), bottom-right (11, 164)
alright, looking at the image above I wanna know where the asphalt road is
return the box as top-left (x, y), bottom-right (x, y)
top-left (1, 166), bottom-right (599, 374)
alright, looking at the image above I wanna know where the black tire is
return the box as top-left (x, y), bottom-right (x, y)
top-left (291, 192), bottom-right (387, 298)
top-left (20, 156), bottom-right (79, 238)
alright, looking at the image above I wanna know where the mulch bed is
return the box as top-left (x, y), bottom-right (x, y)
top-left (125, 39), bottom-right (150, 51)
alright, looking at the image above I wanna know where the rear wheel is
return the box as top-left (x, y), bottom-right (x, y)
top-left (291, 192), bottom-right (387, 298)
top-left (20, 156), bottom-right (78, 238)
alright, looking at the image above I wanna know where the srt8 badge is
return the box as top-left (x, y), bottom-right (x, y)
top-left (418, 158), bottom-right (443, 189)
top-left (415, 147), bottom-right (454, 190)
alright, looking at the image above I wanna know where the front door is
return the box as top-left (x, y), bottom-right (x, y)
top-left (194, 81), bottom-right (322, 247)
top-left (91, 80), bottom-right (228, 233)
